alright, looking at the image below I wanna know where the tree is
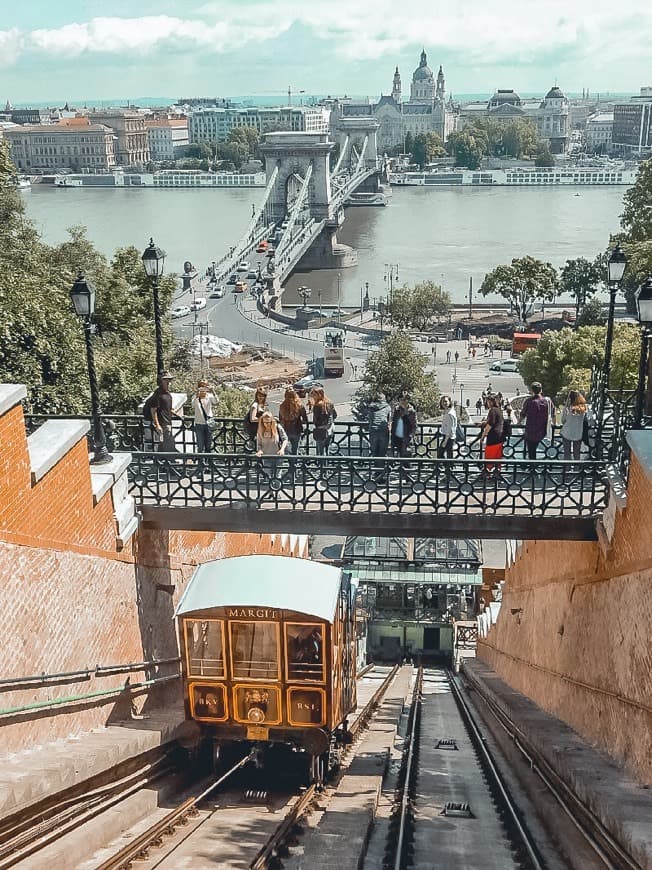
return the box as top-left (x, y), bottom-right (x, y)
top-left (359, 331), bottom-right (440, 416)
top-left (502, 119), bottom-right (538, 158)
top-left (445, 129), bottom-right (485, 170)
top-left (228, 125), bottom-right (260, 156)
top-left (388, 281), bottom-right (451, 332)
top-left (424, 132), bottom-right (446, 161)
top-left (576, 297), bottom-right (606, 327)
top-left (404, 132), bottom-right (414, 157)
top-left (518, 324), bottom-right (641, 399)
top-left (620, 158), bottom-right (652, 243)
top-left (559, 257), bottom-right (603, 319)
top-left (480, 256), bottom-right (559, 323)
top-left (214, 141), bottom-right (246, 169)
top-left (411, 133), bottom-right (428, 169)
top-left (534, 142), bottom-right (555, 167)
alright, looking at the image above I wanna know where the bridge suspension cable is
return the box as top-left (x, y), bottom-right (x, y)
top-left (217, 166), bottom-right (278, 279)
top-left (275, 163), bottom-right (313, 261)
top-left (330, 135), bottom-right (349, 179)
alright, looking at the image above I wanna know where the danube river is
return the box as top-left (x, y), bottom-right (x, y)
top-left (23, 184), bottom-right (626, 306)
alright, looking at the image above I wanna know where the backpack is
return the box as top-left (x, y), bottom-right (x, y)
top-left (142, 392), bottom-right (156, 423)
top-left (455, 422), bottom-right (466, 444)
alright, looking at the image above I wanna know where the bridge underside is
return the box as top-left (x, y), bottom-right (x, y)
top-left (140, 505), bottom-right (599, 541)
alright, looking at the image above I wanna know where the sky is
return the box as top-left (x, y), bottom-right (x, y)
top-left (0, 0), bottom-right (648, 105)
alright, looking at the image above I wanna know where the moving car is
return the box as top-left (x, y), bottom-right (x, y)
top-left (209, 286), bottom-right (225, 299)
top-left (171, 305), bottom-right (191, 319)
top-left (190, 297), bottom-right (207, 311)
top-left (489, 359), bottom-right (520, 373)
top-left (293, 375), bottom-right (322, 398)
top-left (266, 247), bottom-right (276, 257)
top-left (237, 261), bottom-right (248, 272)
top-left (233, 281), bottom-right (248, 293)
top-left (247, 270), bottom-right (258, 279)
top-left (256, 241), bottom-right (268, 252)
top-left (227, 273), bottom-right (238, 284)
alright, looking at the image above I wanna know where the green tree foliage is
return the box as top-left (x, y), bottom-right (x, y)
top-left (404, 132), bottom-right (414, 157)
top-left (575, 297), bottom-right (606, 327)
top-left (445, 128), bottom-right (485, 169)
top-left (388, 281), bottom-right (451, 332)
top-left (0, 139), bottom-right (188, 414)
top-left (410, 132), bottom-right (446, 167)
top-left (480, 256), bottom-right (559, 323)
top-left (620, 159), bottom-right (652, 243)
top-left (501, 119), bottom-right (538, 158)
top-left (519, 324), bottom-right (641, 398)
top-left (214, 142), bottom-right (247, 169)
top-left (227, 125), bottom-right (260, 156)
top-left (359, 331), bottom-right (440, 416)
top-left (559, 256), bottom-right (603, 319)
top-left (534, 142), bottom-right (555, 167)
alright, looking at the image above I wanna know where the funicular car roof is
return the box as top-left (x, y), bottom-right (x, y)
top-left (175, 555), bottom-right (344, 621)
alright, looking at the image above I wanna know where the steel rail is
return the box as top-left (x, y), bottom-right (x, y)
top-left (463, 670), bottom-right (642, 870)
top-left (447, 670), bottom-right (546, 870)
top-left (393, 667), bottom-right (423, 870)
top-left (249, 784), bottom-right (317, 870)
top-left (0, 752), bottom-right (177, 869)
top-left (96, 750), bottom-right (256, 870)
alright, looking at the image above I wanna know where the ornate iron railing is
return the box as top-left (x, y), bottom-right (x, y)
top-left (24, 414), bottom-right (591, 462)
top-left (128, 452), bottom-right (608, 518)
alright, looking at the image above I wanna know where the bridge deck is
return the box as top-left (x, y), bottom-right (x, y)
top-left (130, 453), bottom-right (606, 540)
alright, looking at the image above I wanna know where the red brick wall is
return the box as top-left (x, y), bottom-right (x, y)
top-left (478, 452), bottom-right (652, 784)
top-left (0, 395), bottom-right (306, 755)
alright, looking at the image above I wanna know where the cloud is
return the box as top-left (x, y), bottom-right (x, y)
top-left (1, 1), bottom-right (651, 76)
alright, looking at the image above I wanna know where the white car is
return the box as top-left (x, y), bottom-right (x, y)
top-left (190, 297), bottom-right (207, 311)
top-left (171, 305), bottom-right (191, 319)
top-left (237, 261), bottom-right (248, 272)
top-left (490, 358), bottom-right (520, 373)
top-left (209, 285), bottom-right (225, 299)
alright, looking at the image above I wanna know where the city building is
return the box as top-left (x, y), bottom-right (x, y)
top-left (459, 86), bottom-right (569, 154)
top-left (145, 117), bottom-right (189, 162)
top-left (4, 119), bottom-right (116, 172)
top-left (585, 112), bottom-right (614, 153)
top-left (188, 105), bottom-right (330, 144)
top-left (612, 87), bottom-right (652, 155)
top-left (89, 110), bottom-right (150, 167)
top-left (334, 49), bottom-right (456, 154)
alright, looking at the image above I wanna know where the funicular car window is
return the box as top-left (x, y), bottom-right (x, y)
top-left (185, 619), bottom-right (225, 677)
top-left (230, 621), bottom-right (279, 680)
top-left (285, 623), bottom-right (325, 682)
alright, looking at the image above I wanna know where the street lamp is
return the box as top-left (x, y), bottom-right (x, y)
top-left (460, 383), bottom-right (465, 407)
top-left (598, 244), bottom-right (627, 437)
top-left (635, 275), bottom-right (652, 427)
top-left (298, 285), bottom-right (312, 308)
top-left (384, 263), bottom-right (399, 309)
top-left (70, 271), bottom-right (113, 465)
top-left (141, 237), bottom-right (167, 376)
top-left (337, 273), bottom-right (342, 325)
top-left (378, 299), bottom-right (386, 336)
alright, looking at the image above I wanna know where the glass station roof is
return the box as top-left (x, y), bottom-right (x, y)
top-left (342, 536), bottom-right (482, 568)
top-left (350, 565), bottom-right (483, 586)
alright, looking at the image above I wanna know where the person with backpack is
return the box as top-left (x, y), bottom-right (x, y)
top-left (310, 387), bottom-right (337, 456)
top-left (244, 386), bottom-right (268, 446)
top-left (147, 371), bottom-right (183, 453)
top-left (520, 382), bottom-right (552, 459)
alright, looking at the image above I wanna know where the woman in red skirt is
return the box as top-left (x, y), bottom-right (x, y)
top-left (482, 395), bottom-right (504, 476)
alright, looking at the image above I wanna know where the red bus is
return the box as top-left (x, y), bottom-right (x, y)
top-left (512, 332), bottom-right (541, 355)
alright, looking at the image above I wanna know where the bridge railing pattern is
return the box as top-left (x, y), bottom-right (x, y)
top-left (129, 452), bottom-right (608, 518)
top-left (24, 414), bottom-right (597, 462)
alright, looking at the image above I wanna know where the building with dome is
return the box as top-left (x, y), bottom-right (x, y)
top-left (333, 49), bottom-right (456, 154)
top-left (459, 85), bottom-right (569, 154)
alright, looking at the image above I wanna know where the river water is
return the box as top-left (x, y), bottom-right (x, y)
top-left (23, 184), bottom-right (625, 306)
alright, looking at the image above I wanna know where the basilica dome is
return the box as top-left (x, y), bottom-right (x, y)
top-left (413, 49), bottom-right (434, 82)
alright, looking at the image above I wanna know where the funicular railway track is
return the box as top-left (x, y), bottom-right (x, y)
top-left (18, 666), bottom-right (397, 870)
top-left (386, 667), bottom-right (546, 870)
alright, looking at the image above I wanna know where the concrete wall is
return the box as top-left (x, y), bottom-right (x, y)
top-left (478, 432), bottom-right (652, 784)
top-left (0, 385), bottom-right (307, 756)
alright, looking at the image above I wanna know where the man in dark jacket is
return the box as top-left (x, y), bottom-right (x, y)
top-left (367, 392), bottom-right (391, 457)
top-left (520, 381), bottom-right (553, 459)
top-left (391, 393), bottom-right (417, 457)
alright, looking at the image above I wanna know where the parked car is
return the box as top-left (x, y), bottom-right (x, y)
top-left (171, 305), bottom-right (191, 319)
top-left (190, 297), bottom-right (207, 311)
top-left (490, 358), bottom-right (520, 373)
top-left (293, 375), bottom-right (322, 398)
top-left (209, 285), bottom-right (225, 298)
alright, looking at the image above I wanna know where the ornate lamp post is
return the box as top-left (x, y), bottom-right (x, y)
top-left (70, 271), bottom-right (113, 465)
top-left (596, 244), bottom-right (627, 451)
top-left (384, 263), bottom-right (399, 309)
top-left (635, 276), bottom-right (652, 428)
top-left (141, 238), bottom-right (167, 376)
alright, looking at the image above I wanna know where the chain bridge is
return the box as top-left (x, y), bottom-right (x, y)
top-left (213, 121), bottom-right (383, 297)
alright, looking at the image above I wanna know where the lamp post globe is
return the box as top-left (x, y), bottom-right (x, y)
top-left (635, 275), bottom-right (652, 427)
top-left (608, 243), bottom-right (627, 285)
top-left (141, 238), bottom-right (167, 376)
top-left (70, 271), bottom-right (112, 465)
